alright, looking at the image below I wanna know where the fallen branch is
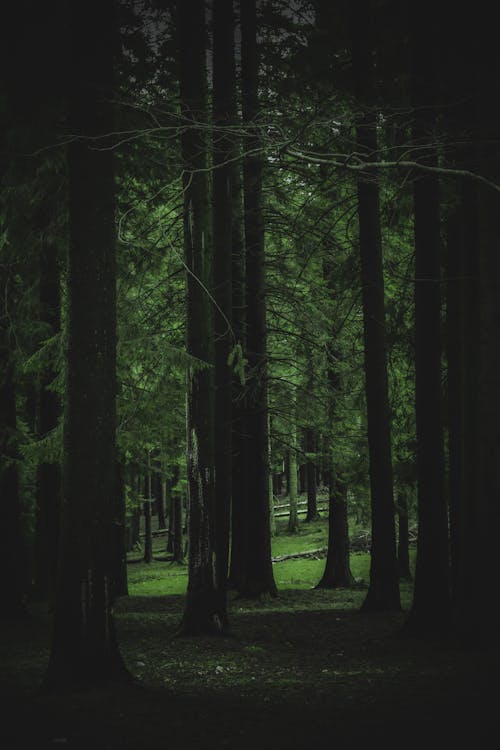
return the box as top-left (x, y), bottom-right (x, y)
top-left (272, 548), bottom-right (327, 563)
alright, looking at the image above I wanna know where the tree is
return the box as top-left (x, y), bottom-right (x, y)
top-left (403, 1), bottom-right (451, 638)
top-left (212, 0), bottom-right (236, 626)
top-left (33, 225), bottom-right (61, 604)
top-left (350, 0), bottom-right (401, 612)
top-left (176, 0), bottom-right (223, 634)
top-left (237, 0), bottom-right (277, 598)
top-left (316, 327), bottom-right (355, 588)
top-left (44, 0), bottom-right (129, 688)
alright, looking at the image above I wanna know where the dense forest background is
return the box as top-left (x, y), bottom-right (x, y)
top-left (1, 0), bottom-right (499, 746)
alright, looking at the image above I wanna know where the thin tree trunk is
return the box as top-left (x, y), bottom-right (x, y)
top-left (143, 471), bottom-right (153, 564)
top-left (113, 459), bottom-right (128, 596)
top-left (287, 433), bottom-right (299, 534)
top-left (154, 473), bottom-right (166, 529)
top-left (305, 427), bottom-right (319, 521)
top-left (396, 491), bottom-right (412, 582)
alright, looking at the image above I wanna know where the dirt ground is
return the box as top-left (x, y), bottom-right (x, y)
top-left (1, 589), bottom-right (498, 749)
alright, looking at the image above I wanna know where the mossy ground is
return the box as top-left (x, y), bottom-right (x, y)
top-left (1, 514), bottom-right (497, 749)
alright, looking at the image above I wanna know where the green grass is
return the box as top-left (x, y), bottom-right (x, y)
top-left (126, 514), bottom-right (415, 609)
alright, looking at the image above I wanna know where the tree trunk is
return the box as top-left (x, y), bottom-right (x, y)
top-left (44, 0), bottom-right (129, 688)
top-left (228, 161), bottom-right (247, 588)
top-left (0, 336), bottom-right (25, 617)
top-left (299, 461), bottom-right (307, 494)
top-left (444, 210), bottom-right (463, 598)
top-left (451, 178), bottom-right (480, 640)
top-left (177, 0), bottom-right (221, 634)
top-left (287, 435), bottom-right (299, 534)
top-left (316, 319), bottom-right (354, 588)
top-left (154, 473), bottom-right (166, 529)
top-left (143, 471), bottom-right (153, 565)
top-left (212, 0), bottom-right (236, 626)
top-left (317, 473), bottom-right (355, 588)
top-left (237, 0), bottom-right (277, 598)
top-left (113, 460), bottom-right (128, 596)
top-left (404, 2), bottom-right (451, 637)
top-left (396, 491), bottom-right (412, 582)
top-left (350, 0), bottom-right (400, 612)
top-left (474, 23), bottom-right (500, 639)
top-left (34, 234), bottom-right (61, 605)
top-left (305, 427), bottom-right (319, 521)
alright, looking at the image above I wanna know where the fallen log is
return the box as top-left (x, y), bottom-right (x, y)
top-left (272, 548), bottom-right (327, 563)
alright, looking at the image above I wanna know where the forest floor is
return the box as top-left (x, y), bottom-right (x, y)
top-left (1, 512), bottom-right (498, 749)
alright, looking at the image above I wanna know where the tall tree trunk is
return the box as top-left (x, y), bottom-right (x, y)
top-left (474, 19), bottom-right (500, 639)
top-left (237, 0), bottom-right (277, 598)
top-left (396, 490), bottom-right (412, 582)
top-left (113, 459), bottom-right (128, 596)
top-left (44, 0), bottom-right (129, 688)
top-left (404, 2), bottom-right (451, 637)
top-left (34, 233), bottom-right (61, 604)
top-left (143, 472), bottom-right (153, 564)
top-left (305, 427), bottom-right (319, 521)
top-left (451, 179), bottom-right (480, 639)
top-left (350, 0), bottom-right (401, 612)
top-left (445, 210), bottom-right (463, 598)
top-left (287, 439), bottom-right (299, 533)
top-left (228, 161), bottom-right (247, 589)
top-left (177, 0), bottom-right (221, 634)
top-left (212, 0), bottom-right (236, 626)
top-left (0, 310), bottom-right (24, 617)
